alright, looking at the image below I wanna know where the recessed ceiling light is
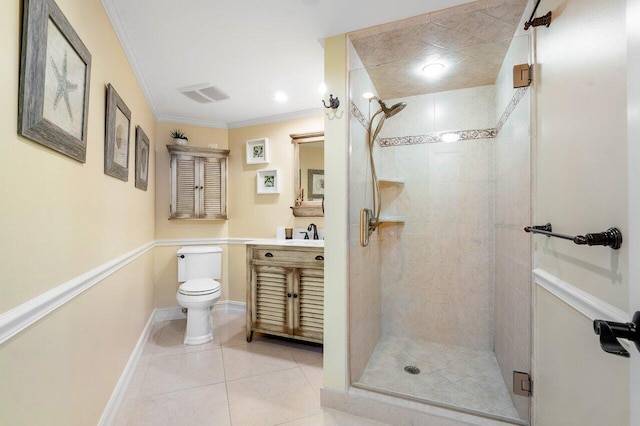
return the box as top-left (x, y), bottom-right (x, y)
top-left (318, 83), bottom-right (327, 94)
top-left (441, 133), bottom-right (460, 143)
top-left (422, 63), bottom-right (445, 78)
top-left (275, 91), bottom-right (288, 102)
top-left (362, 92), bottom-right (374, 99)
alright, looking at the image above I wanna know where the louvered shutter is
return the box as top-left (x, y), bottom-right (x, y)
top-left (201, 158), bottom-right (226, 218)
top-left (253, 265), bottom-right (292, 335)
top-left (294, 268), bottom-right (324, 340)
top-left (174, 156), bottom-right (197, 218)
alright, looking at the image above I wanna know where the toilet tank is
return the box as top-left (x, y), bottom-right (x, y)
top-left (177, 246), bottom-right (222, 282)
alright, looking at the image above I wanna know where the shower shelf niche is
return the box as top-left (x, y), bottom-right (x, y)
top-left (378, 177), bottom-right (405, 185)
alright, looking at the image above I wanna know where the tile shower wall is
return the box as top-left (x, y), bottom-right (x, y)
top-left (348, 43), bottom-right (383, 382)
top-left (375, 86), bottom-right (496, 351)
top-left (493, 34), bottom-right (531, 420)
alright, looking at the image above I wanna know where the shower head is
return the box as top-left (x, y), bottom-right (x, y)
top-left (376, 99), bottom-right (407, 118)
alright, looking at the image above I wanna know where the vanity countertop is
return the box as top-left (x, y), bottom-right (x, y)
top-left (245, 239), bottom-right (324, 248)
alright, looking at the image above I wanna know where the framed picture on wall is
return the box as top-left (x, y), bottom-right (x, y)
top-left (308, 169), bottom-right (324, 199)
top-left (18, 0), bottom-right (92, 162)
top-left (246, 138), bottom-right (270, 164)
top-left (257, 169), bottom-right (280, 194)
top-left (135, 126), bottom-right (149, 191)
top-left (104, 84), bottom-right (131, 181)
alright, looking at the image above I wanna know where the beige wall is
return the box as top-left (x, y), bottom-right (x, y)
top-left (226, 117), bottom-right (324, 303)
top-left (534, 0), bottom-right (629, 424)
top-left (153, 117), bottom-right (326, 307)
top-left (227, 116), bottom-right (324, 239)
top-left (0, 0), bottom-right (156, 423)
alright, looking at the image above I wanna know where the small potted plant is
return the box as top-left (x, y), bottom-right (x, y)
top-left (170, 129), bottom-right (188, 145)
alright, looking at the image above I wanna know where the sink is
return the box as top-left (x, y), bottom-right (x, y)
top-left (282, 239), bottom-right (324, 247)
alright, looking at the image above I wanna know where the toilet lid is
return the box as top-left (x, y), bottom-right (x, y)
top-left (179, 278), bottom-right (220, 295)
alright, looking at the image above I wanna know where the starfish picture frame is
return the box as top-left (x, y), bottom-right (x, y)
top-left (18, 0), bottom-right (92, 162)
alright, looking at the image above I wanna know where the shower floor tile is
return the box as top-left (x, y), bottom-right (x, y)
top-left (355, 335), bottom-right (520, 420)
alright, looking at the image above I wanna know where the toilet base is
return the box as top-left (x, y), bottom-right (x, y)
top-left (183, 306), bottom-right (214, 345)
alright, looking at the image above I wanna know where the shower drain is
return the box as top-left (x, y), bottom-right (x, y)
top-left (404, 365), bottom-right (420, 375)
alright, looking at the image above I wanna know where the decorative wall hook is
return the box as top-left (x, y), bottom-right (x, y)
top-left (322, 94), bottom-right (340, 109)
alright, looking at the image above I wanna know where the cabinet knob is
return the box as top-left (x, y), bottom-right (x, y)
top-left (293, 293), bottom-right (298, 298)
top-left (265, 252), bottom-right (273, 258)
top-left (200, 186), bottom-right (204, 190)
top-left (315, 255), bottom-right (324, 261)
top-left (287, 293), bottom-right (292, 298)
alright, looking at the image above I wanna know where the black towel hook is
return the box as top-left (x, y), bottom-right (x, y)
top-left (593, 312), bottom-right (640, 358)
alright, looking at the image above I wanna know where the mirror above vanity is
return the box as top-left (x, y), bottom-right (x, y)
top-left (291, 131), bottom-right (324, 217)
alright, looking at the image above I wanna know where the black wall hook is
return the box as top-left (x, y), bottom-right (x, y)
top-left (593, 312), bottom-right (640, 358)
top-left (322, 94), bottom-right (340, 109)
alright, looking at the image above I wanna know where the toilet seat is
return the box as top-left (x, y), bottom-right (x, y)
top-left (178, 278), bottom-right (221, 296)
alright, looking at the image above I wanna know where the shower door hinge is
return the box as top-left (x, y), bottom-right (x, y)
top-left (513, 371), bottom-right (532, 397)
top-left (513, 64), bottom-right (532, 88)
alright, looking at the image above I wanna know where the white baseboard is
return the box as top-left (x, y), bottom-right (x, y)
top-left (153, 306), bottom-right (187, 322)
top-left (98, 311), bottom-right (156, 426)
top-left (153, 301), bottom-right (246, 323)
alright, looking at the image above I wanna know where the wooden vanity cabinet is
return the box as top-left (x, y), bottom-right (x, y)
top-left (246, 245), bottom-right (324, 344)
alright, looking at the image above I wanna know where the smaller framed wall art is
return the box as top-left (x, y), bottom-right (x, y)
top-left (257, 169), bottom-right (280, 194)
top-left (246, 138), bottom-right (270, 164)
top-left (135, 126), bottom-right (149, 191)
top-left (104, 84), bottom-right (131, 181)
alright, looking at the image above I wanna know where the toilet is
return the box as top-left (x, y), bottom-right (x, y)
top-left (176, 246), bottom-right (222, 345)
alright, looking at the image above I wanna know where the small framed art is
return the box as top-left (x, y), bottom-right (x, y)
top-left (308, 169), bottom-right (325, 199)
top-left (135, 126), bottom-right (149, 191)
top-left (257, 169), bottom-right (280, 194)
top-left (18, 0), bottom-right (92, 162)
top-left (246, 138), bottom-right (270, 164)
top-left (104, 84), bottom-right (131, 181)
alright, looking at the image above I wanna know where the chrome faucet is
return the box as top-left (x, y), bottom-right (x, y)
top-left (307, 223), bottom-right (319, 240)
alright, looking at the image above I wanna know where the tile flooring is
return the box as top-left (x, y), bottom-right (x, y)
top-left (355, 335), bottom-right (520, 420)
top-left (114, 311), bottom-right (385, 426)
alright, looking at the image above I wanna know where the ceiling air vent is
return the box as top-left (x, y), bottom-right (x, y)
top-left (178, 83), bottom-right (230, 104)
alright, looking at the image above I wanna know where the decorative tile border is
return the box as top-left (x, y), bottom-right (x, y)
top-left (350, 86), bottom-right (529, 147)
top-left (351, 101), bottom-right (370, 130)
top-left (496, 87), bottom-right (528, 133)
top-left (378, 128), bottom-right (498, 147)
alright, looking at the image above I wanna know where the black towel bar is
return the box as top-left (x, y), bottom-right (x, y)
top-left (524, 223), bottom-right (622, 250)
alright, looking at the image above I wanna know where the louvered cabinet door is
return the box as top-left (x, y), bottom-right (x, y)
top-left (293, 267), bottom-right (324, 341)
top-left (251, 265), bottom-right (293, 336)
top-left (200, 157), bottom-right (227, 219)
top-left (170, 154), bottom-right (198, 219)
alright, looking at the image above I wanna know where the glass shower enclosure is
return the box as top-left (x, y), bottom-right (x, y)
top-left (347, 1), bottom-right (533, 424)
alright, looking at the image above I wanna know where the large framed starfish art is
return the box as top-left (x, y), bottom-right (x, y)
top-left (18, 0), bottom-right (92, 163)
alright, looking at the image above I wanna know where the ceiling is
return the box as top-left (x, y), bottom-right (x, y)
top-left (351, 0), bottom-right (528, 100)
top-left (101, 0), bottom-right (475, 129)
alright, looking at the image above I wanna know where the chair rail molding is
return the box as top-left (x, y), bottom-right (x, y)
top-left (533, 268), bottom-right (628, 323)
top-left (0, 237), bottom-right (257, 345)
